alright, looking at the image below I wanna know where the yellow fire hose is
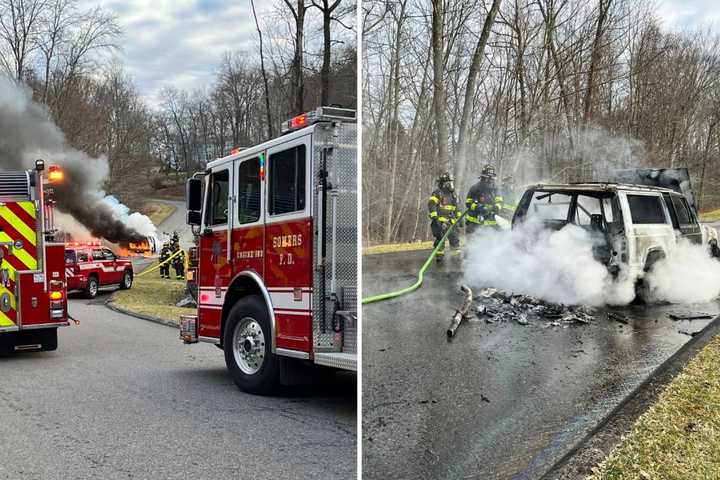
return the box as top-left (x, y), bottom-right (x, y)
top-left (362, 210), bottom-right (468, 305)
top-left (136, 248), bottom-right (187, 278)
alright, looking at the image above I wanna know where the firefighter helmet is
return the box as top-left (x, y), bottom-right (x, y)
top-left (437, 172), bottom-right (454, 191)
top-left (480, 164), bottom-right (496, 180)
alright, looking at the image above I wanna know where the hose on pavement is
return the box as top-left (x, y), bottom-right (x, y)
top-left (362, 210), bottom-right (468, 305)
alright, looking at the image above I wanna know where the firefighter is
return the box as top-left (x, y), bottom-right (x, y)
top-left (428, 172), bottom-right (461, 262)
top-left (499, 175), bottom-right (517, 218)
top-left (172, 245), bottom-right (186, 280)
top-left (159, 242), bottom-right (171, 279)
top-left (465, 164), bottom-right (504, 235)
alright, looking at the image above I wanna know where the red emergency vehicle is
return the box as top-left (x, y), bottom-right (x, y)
top-left (180, 107), bottom-right (357, 394)
top-left (64, 243), bottom-right (134, 298)
top-left (0, 161), bottom-right (69, 353)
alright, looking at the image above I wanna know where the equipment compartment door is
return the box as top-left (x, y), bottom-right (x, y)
top-left (264, 134), bottom-right (313, 352)
top-left (0, 201), bottom-right (39, 329)
top-left (197, 166), bottom-right (232, 338)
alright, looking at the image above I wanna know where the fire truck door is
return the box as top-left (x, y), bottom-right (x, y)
top-left (197, 166), bottom-right (232, 338)
top-left (264, 135), bottom-right (314, 352)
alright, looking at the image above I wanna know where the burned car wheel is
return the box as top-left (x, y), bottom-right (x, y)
top-left (710, 240), bottom-right (720, 259)
top-left (223, 295), bottom-right (279, 395)
top-left (635, 251), bottom-right (665, 303)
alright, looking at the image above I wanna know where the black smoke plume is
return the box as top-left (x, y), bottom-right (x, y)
top-left (0, 77), bottom-right (144, 243)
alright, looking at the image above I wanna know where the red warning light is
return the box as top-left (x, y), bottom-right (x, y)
top-left (48, 165), bottom-right (64, 183)
top-left (290, 114), bottom-right (307, 129)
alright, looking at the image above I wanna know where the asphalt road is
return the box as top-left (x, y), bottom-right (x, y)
top-left (0, 295), bottom-right (356, 479)
top-left (362, 250), bottom-right (719, 479)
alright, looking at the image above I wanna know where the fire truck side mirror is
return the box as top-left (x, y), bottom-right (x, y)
top-left (186, 210), bottom-right (202, 226)
top-left (186, 178), bottom-right (203, 213)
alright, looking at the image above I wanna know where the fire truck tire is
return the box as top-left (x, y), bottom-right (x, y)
top-left (120, 270), bottom-right (133, 290)
top-left (85, 275), bottom-right (99, 299)
top-left (223, 295), bottom-right (280, 395)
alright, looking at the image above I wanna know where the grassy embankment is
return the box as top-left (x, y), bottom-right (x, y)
top-left (589, 335), bottom-right (720, 479)
top-left (110, 200), bottom-right (191, 324)
top-left (140, 201), bottom-right (176, 225)
top-left (111, 276), bottom-right (189, 324)
top-left (699, 209), bottom-right (720, 223)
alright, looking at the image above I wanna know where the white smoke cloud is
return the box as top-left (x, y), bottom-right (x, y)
top-left (101, 195), bottom-right (157, 238)
top-left (645, 240), bottom-right (720, 303)
top-left (462, 220), bottom-right (720, 306)
top-left (54, 211), bottom-right (91, 239)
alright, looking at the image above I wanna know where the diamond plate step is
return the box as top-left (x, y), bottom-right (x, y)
top-left (314, 352), bottom-right (356, 371)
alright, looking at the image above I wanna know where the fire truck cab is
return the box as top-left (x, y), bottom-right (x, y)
top-left (180, 107), bottom-right (357, 394)
top-left (0, 161), bottom-right (69, 353)
top-left (64, 243), bottom-right (134, 298)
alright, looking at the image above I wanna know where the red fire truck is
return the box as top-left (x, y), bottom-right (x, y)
top-left (0, 161), bottom-right (69, 353)
top-left (180, 107), bottom-right (357, 394)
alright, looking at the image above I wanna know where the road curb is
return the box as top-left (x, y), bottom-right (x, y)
top-left (105, 300), bottom-right (178, 329)
top-left (540, 314), bottom-right (720, 479)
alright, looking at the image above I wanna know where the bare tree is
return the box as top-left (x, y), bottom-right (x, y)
top-left (283, 0), bottom-right (309, 114)
top-left (431, 0), bottom-right (449, 170)
top-left (0, 0), bottom-right (48, 81)
top-left (311, 0), bottom-right (342, 106)
top-left (251, 0), bottom-right (274, 139)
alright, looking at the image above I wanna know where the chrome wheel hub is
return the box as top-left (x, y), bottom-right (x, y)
top-left (232, 317), bottom-right (265, 375)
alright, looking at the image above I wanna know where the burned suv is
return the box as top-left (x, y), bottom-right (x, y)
top-left (512, 182), bottom-right (719, 291)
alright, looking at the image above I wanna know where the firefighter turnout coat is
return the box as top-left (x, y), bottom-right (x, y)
top-left (466, 180), bottom-right (503, 226)
top-left (428, 189), bottom-right (460, 226)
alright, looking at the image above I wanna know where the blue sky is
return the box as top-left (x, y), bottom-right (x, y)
top-left (80, 0), bottom-right (280, 105)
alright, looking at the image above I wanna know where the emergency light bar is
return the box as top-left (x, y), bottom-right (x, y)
top-left (281, 106), bottom-right (356, 134)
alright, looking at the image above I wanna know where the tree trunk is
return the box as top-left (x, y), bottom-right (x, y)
top-left (583, 0), bottom-right (612, 123)
top-left (431, 0), bottom-right (449, 172)
top-left (456, 0), bottom-right (502, 182)
top-left (251, 0), bottom-right (274, 138)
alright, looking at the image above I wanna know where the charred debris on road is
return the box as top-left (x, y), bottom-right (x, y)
top-left (447, 285), bottom-right (601, 338)
top-left (446, 286), bottom-right (717, 338)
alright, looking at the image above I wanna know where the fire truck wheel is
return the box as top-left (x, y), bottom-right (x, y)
top-left (224, 295), bottom-right (279, 395)
top-left (120, 270), bottom-right (133, 290)
top-left (85, 275), bottom-right (99, 299)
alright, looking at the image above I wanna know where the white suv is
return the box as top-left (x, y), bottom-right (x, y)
top-left (512, 182), bottom-right (719, 293)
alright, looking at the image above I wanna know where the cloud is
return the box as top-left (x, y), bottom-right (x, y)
top-left (655, 0), bottom-right (720, 31)
top-left (80, 0), bottom-right (276, 105)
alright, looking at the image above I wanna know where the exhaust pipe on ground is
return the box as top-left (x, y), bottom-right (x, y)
top-left (447, 285), bottom-right (473, 338)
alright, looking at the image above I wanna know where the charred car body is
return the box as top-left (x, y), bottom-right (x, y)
top-left (512, 175), bottom-right (719, 299)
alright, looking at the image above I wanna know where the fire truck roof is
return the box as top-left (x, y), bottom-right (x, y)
top-left (206, 107), bottom-right (356, 170)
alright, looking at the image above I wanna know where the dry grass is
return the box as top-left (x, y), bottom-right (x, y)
top-left (140, 201), bottom-right (176, 226)
top-left (363, 240), bottom-right (434, 255)
top-left (699, 209), bottom-right (720, 223)
top-left (111, 275), bottom-right (193, 325)
top-left (588, 335), bottom-right (720, 480)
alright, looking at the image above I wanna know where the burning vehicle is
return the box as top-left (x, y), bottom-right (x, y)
top-left (122, 236), bottom-right (157, 256)
top-left (512, 170), bottom-right (719, 301)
